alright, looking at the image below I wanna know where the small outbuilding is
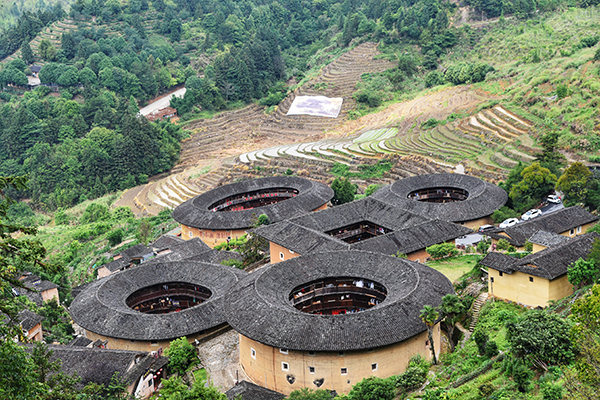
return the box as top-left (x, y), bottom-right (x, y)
top-left (481, 232), bottom-right (599, 307)
top-left (172, 176), bottom-right (334, 248)
top-left (372, 173), bottom-right (507, 228)
top-left (223, 250), bottom-right (453, 395)
top-left (70, 261), bottom-right (246, 351)
top-left (252, 197), bottom-right (472, 264)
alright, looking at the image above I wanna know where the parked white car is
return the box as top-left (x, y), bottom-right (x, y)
top-left (499, 218), bottom-right (519, 229)
top-left (521, 209), bottom-right (542, 221)
top-left (547, 195), bottom-right (561, 204)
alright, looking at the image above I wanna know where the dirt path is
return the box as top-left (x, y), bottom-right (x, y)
top-left (196, 330), bottom-right (249, 392)
top-left (139, 88), bottom-right (186, 116)
top-left (113, 184), bottom-right (144, 211)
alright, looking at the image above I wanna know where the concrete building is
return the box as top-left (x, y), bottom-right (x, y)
top-left (222, 251), bottom-right (453, 395)
top-left (372, 173), bottom-right (507, 229)
top-left (70, 261), bottom-right (246, 351)
top-left (173, 176), bottom-right (333, 248)
top-left (481, 232), bottom-right (599, 307)
top-left (252, 197), bottom-right (472, 264)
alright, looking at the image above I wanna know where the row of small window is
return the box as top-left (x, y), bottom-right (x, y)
top-left (279, 250), bottom-right (294, 260)
top-left (570, 226), bottom-right (582, 236)
top-left (280, 362), bottom-right (377, 374)
top-left (490, 273), bottom-right (534, 283)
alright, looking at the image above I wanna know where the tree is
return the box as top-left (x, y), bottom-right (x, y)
top-left (0, 176), bottom-right (60, 399)
top-left (61, 33), bottom-right (76, 59)
top-left (563, 284), bottom-right (600, 399)
top-left (568, 257), bottom-right (599, 289)
top-left (80, 203), bottom-right (110, 224)
top-left (426, 243), bottom-right (458, 260)
top-left (347, 376), bottom-right (396, 400)
top-left (136, 220), bottom-right (152, 245)
top-left (365, 184), bottom-right (383, 196)
top-left (38, 39), bottom-right (57, 61)
top-left (21, 41), bottom-right (34, 64)
top-left (536, 131), bottom-right (565, 167)
top-left (152, 375), bottom-right (226, 400)
top-left (509, 162), bottom-right (557, 212)
top-left (164, 338), bottom-right (197, 381)
top-left (507, 310), bottom-right (574, 369)
top-left (107, 229), bottom-right (125, 247)
top-left (420, 305), bottom-right (439, 365)
top-left (288, 388), bottom-right (334, 400)
top-left (473, 329), bottom-right (488, 355)
top-left (31, 341), bottom-right (60, 383)
top-left (556, 162), bottom-right (592, 205)
top-left (439, 294), bottom-right (466, 352)
top-left (331, 177), bottom-right (355, 205)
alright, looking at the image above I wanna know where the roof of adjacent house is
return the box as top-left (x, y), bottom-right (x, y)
top-left (252, 197), bottom-right (472, 256)
top-left (25, 345), bottom-right (168, 389)
top-left (222, 251), bottom-right (454, 352)
top-left (225, 381), bottom-right (286, 400)
top-left (150, 235), bottom-right (185, 252)
top-left (15, 273), bottom-right (59, 306)
top-left (70, 261), bottom-right (247, 341)
top-left (30, 65), bottom-right (42, 73)
top-left (69, 336), bottom-right (93, 347)
top-left (528, 231), bottom-right (570, 248)
top-left (371, 173), bottom-right (507, 222)
top-left (18, 309), bottom-right (44, 332)
top-left (100, 258), bottom-right (131, 273)
top-left (172, 176), bottom-right (334, 230)
top-left (481, 232), bottom-right (600, 280)
top-left (485, 207), bottom-right (598, 247)
top-left (119, 244), bottom-right (153, 259)
top-left (146, 237), bottom-right (242, 264)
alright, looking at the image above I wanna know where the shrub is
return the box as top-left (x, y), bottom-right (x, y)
top-left (426, 243), bottom-right (459, 259)
top-left (496, 238), bottom-right (510, 251)
top-left (512, 362), bottom-right (533, 392)
top-left (485, 340), bottom-right (499, 357)
top-left (524, 240), bottom-right (533, 252)
top-left (347, 376), bottom-right (395, 400)
top-left (421, 118), bottom-right (439, 129)
top-left (80, 203), bottom-right (110, 224)
top-left (220, 258), bottom-right (243, 269)
top-left (541, 382), bottom-right (564, 400)
top-left (54, 209), bottom-right (69, 225)
top-left (106, 228), bottom-right (124, 246)
top-left (425, 70), bottom-right (443, 88)
top-left (473, 329), bottom-right (488, 355)
top-left (395, 355), bottom-right (429, 390)
top-left (479, 382), bottom-right (494, 397)
top-left (556, 84), bottom-right (569, 99)
top-left (580, 36), bottom-right (599, 48)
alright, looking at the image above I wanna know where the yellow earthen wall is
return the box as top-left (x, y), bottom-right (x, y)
top-left (531, 243), bottom-right (547, 254)
top-left (559, 222), bottom-right (596, 239)
top-left (312, 204), bottom-right (328, 212)
top-left (27, 322), bottom-right (43, 342)
top-left (488, 269), bottom-right (573, 307)
top-left (42, 288), bottom-right (59, 303)
top-left (269, 242), bottom-right (301, 264)
top-left (83, 326), bottom-right (220, 351)
top-left (181, 225), bottom-right (247, 248)
top-left (239, 323), bottom-right (441, 396)
top-left (459, 216), bottom-right (493, 230)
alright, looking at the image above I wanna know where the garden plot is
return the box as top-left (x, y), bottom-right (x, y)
top-left (353, 128), bottom-right (399, 143)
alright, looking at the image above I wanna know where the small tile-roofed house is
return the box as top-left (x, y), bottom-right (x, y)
top-left (480, 232), bottom-right (600, 307)
top-left (1, 309), bottom-right (44, 342)
top-left (527, 231), bottom-right (569, 253)
top-left (485, 206), bottom-right (598, 250)
top-left (252, 197), bottom-right (472, 264)
top-left (16, 273), bottom-right (59, 305)
top-left (225, 380), bottom-right (286, 400)
top-left (25, 345), bottom-right (168, 399)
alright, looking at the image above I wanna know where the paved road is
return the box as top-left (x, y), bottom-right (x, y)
top-left (455, 202), bottom-right (565, 246)
top-left (139, 88), bottom-right (186, 116)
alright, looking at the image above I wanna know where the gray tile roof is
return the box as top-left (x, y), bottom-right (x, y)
top-left (225, 381), bottom-right (285, 400)
top-left (372, 173), bottom-right (507, 222)
top-left (70, 261), bottom-right (248, 341)
top-left (173, 177), bottom-right (334, 230)
top-left (222, 251), bottom-right (454, 352)
top-left (15, 274), bottom-right (58, 306)
top-left (25, 345), bottom-right (168, 389)
top-left (69, 336), bottom-right (93, 347)
top-left (101, 258), bottom-right (131, 273)
top-left (252, 198), bottom-right (472, 256)
top-left (528, 231), bottom-right (569, 248)
top-left (486, 207), bottom-right (598, 247)
top-left (481, 232), bottom-right (600, 280)
top-left (119, 244), bottom-right (153, 259)
top-left (151, 235), bottom-right (185, 251)
top-left (18, 309), bottom-right (44, 332)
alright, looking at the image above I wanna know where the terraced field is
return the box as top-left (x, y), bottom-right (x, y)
top-left (173, 42), bottom-right (397, 172)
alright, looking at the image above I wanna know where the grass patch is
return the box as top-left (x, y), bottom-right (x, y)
top-left (426, 254), bottom-right (482, 283)
top-left (193, 368), bottom-right (208, 384)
